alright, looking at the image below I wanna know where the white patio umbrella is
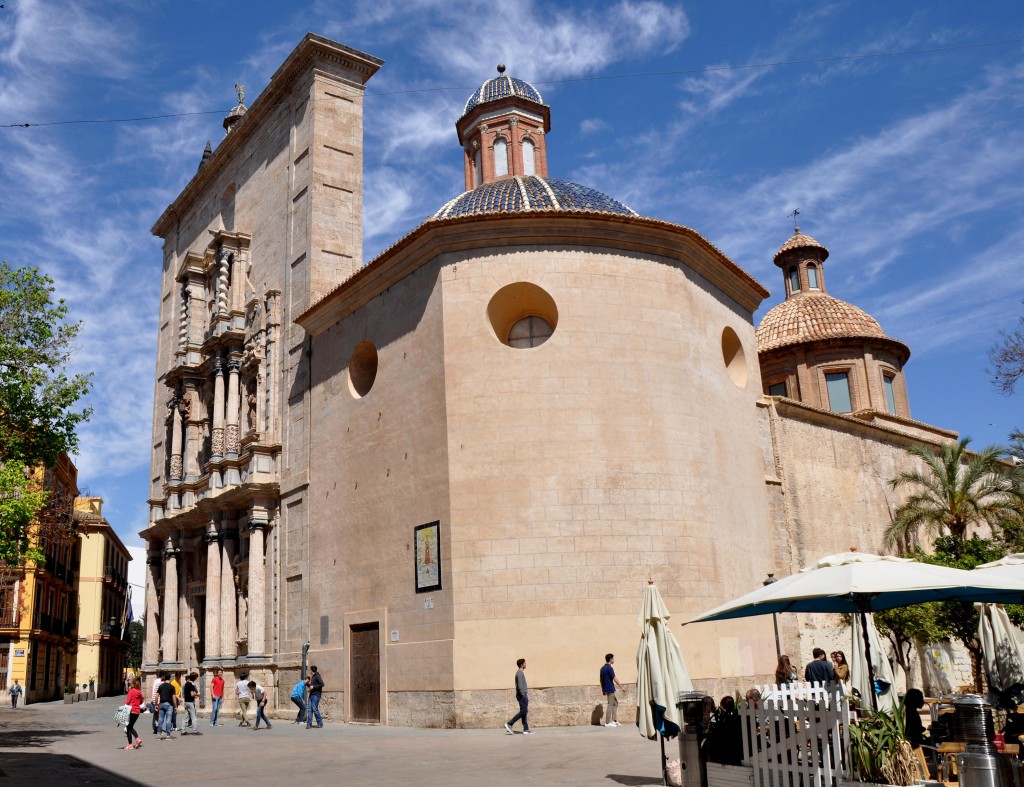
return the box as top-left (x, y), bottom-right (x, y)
top-left (975, 553), bottom-right (1024, 586)
top-left (852, 611), bottom-right (897, 714)
top-left (686, 551), bottom-right (1024, 710)
top-left (637, 580), bottom-right (693, 785)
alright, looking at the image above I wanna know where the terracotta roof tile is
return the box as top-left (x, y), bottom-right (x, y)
top-left (774, 230), bottom-right (829, 264)
top-left (755, 292), bottom-right (907, 355)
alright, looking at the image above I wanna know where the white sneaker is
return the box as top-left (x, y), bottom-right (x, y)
top-left (504, 723), bottom-right (513, 735)
top-left (523, 730), bottom-right (535, 734)
top-left (605, 722), bottom-right (616, 727)
top-left (613, 721), bottom-right (622, 727)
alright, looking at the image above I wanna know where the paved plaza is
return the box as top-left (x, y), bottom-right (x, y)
top-left (0, 697), bottom-right (670, 786)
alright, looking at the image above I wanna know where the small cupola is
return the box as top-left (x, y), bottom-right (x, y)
top-left (456, 65), bottom-right (551, 190)
top-left (773, 227), bottom-right (829, 298)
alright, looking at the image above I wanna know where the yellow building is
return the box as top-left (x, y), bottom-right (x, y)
top-left (0, 455), bottom-right (80, 704)
top-left (74, 497), bottom-right (131, 697)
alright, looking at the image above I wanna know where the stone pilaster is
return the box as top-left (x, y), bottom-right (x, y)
top-left (161, 537), bottom-right (180, 664)
top-left (220, 519), bottom-right (238, 660)
top-left (211, 357), bottom-right (225, 458)
top-left (144, 547), bottom-right (161, 664)
top-left (225, 357), bottom-right (241, 456)
top-left (246, 512), bottom-right (269, 658)
top-left (204, 515), bottom-right (222, 661)
top-left (169, 396), bottom-right (183, 481)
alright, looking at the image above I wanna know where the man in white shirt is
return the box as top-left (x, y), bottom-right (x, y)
top-left (236, 673), bottom-right (252, 727)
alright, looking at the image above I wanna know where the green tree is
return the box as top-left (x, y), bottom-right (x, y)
top-left (885, 438), bottom-right (1021, 550)
top-left (126, 620), bottom-right (144, 671)
top-left (924, 536), bottom-right (1024, 691)
top-left (0, 461), bottom-right (48, 566)
top-left (874, 602), bottom-right (947, 687)
top-left (0, 261), bottom-right (93, 466)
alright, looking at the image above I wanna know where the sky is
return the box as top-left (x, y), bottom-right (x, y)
top-left (1, 1), bottom-right (1023, 614)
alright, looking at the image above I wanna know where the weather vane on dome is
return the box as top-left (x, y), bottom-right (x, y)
top-left (789, 208), bottom-right (800, 232)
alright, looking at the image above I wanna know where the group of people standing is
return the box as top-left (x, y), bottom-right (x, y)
top-left (774, 649), bottom-right (849, 686)
top-left (121, 665), bottom-right (326, 749)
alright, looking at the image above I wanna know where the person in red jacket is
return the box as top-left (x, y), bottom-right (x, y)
top-left (124, 678), bottom-right (145, 750)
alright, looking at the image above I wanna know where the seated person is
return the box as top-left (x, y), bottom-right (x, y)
top-left (706, 696), bottom-right (745, 766)
top-left (903, 689), bottom-right (929, 749)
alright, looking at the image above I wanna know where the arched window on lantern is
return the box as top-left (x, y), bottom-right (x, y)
top-left (807, 264), bottom-right (820, 289)
top-left (474, 148), bottom-right (482, 187)
top-left (522, 138), bottom-right (535, 175)
top-left (494, 137), bottom-right (509, 177)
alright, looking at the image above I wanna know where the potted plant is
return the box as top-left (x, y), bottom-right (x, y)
top-left (847, 705), bottom-right (918, 785)
top-left (63, 686), bottom-right (75, 704)
top-left (87, 677), bottom-right (96, 701)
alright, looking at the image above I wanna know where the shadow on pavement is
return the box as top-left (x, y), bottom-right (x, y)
top-left (606, 775), bottom-right (663, 786)
top-left (0, 753), bottom-right (143, 785)
top-left (0, 728), bottom-right (94, 747)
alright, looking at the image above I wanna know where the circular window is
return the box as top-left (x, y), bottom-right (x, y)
top-left (721, 327), bottom-right (747, 388)
top-left (348, 340), bottom-right (378, 398)
top-left (487, 282), bottom-right (558, 349)
top-left (508, 315), bottom-right (553, 348)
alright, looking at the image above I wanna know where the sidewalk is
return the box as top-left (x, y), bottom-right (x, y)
top-left (0, 698), bottom-right (667, 786)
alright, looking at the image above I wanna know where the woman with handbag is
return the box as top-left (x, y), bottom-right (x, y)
top-left (124, 677), bottom-right (145, 750)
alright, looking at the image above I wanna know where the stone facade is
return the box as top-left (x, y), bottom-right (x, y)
top-left (142, 33), bottom-right (967, 727)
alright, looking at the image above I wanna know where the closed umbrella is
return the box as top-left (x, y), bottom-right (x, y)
top-left (975, 602), bottom-right (1024, 708)
top-left (637, 579), bottom-right (693, 785)
top-left (851, 611), bottom-right (896, 713)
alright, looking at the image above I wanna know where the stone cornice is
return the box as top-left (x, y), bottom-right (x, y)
top-left (297, 212), bottom-right (770, 335)
top-left (151, 34), bottom-right (382, 238)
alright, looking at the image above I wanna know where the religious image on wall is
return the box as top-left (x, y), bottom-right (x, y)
top-left (414, 521), bottom-right (442, 593)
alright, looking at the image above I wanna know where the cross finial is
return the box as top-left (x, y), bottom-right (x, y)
top-left (234, 83), bottom-right (245, 106)
top-left (790, 208), bottom-right (800, 232)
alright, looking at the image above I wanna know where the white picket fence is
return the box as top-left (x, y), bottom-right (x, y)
top-left (740, 683), bottom-right (854, 787)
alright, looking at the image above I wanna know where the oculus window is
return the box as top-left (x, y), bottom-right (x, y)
top-left (508, 315), bottom-right (553, 348)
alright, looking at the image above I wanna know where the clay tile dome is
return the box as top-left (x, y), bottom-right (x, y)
top-left (774, 230), bottom-right (829, 264)
top-left (462, 66), bottom-right (543, 118)
top-left (432, 175), bottom-right (638, 219)
top-left (756, 292), bottom-right (907, 356)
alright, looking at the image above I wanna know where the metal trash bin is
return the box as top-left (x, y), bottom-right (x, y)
top-left (677, 691), bottom-right (708, 787)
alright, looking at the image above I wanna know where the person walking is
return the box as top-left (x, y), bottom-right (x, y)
top-left (171, 672), bottom-right (183, 732)
top-left (249, 680), bottom-right (272, 730)
top-left (236, 672), bottom-right (252, 727)
top-left (290, 676), bottom-right (308, 724)
top-left (182, 673), bottom-right (201, 735)
top-left (124, 677), bottom-right (144, 750)
top-left (305, 666), bottom-right (324, 728)
top-left (600, 653), bottom-right (624, 727)
top-left (504, 658), bottom-right (532, 734)
top-left (209, 668), bottom-right (224, 726)
top-left (8, 679), bottom-right (22, 709)
top-left (157, 673), bottom-right (178, 740)
top-left (149, 673), bottom-right (161, 734)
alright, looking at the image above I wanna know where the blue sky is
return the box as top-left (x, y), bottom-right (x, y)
top-left (1, 1), bottom-right (1023, 608)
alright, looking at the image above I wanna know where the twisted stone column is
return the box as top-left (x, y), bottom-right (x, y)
top-left (161, 539), bottom-right (180, 663)
top-left (246, 517), bottom-right (268, 657)
top-left (211, 357), bottom-right (225, 458)
top-left (144, 547), bottom-right (161, 664)
top-left (204, 516), bottom-right (222, 661)
top-left (220, 520), bottom-right (238, 660)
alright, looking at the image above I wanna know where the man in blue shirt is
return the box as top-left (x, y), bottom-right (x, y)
top-left (804, 648), bottom-right (836, 684)
top-left (290, 676), bottom-right (308, 724)
top-left (600, 654), bottom-right (624, 727)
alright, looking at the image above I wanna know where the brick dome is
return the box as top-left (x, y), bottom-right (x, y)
top-left (774, 230), bottom-right (829, 264)
top-left (756, 292), bottom-right (908, 356)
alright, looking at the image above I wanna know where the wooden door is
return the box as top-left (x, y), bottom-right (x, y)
top-left (350, 623), bottom-right (380, 722)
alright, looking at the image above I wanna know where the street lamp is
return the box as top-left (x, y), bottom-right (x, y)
top-left (763, 573), bottom-right (781, 659)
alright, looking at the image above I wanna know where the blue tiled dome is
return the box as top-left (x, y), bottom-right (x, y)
top-left (463, 72), bottom-right (543, 117)
top-left (433, 176), bottom-right (638, 220)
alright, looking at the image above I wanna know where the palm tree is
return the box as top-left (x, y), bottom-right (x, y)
top-left (884, 438), bottom-right (1021, 550)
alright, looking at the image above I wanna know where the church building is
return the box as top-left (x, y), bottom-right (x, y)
top-left (141, 34), bottom-right (958, 727)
